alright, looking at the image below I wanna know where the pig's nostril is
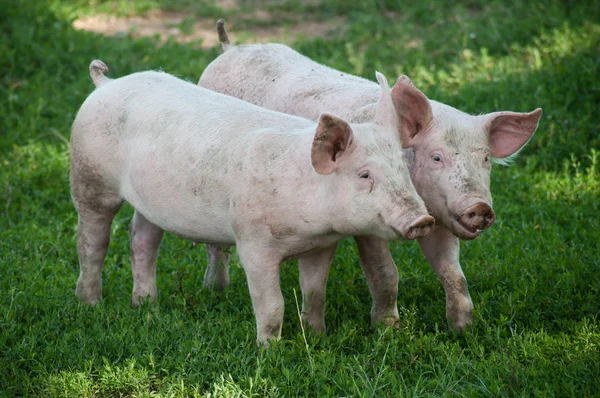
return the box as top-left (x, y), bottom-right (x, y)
top-left (460, 202), bottom-right (495, 232)
top-left (484, 211), bottom-right (496, 228)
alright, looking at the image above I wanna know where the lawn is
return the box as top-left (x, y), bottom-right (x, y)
top-left (1, 0), bottom-right (599, 396)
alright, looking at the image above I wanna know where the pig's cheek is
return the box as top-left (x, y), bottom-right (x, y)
top-left (425, 174), bottom-right (446, 210)
top-left (412, 162), bottom-right (429, 185)
top-left (355, 178), bottom-right (373, 194)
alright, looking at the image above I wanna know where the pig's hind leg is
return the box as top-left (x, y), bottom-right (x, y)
top-left (130, 211), bottom-right (164, 306)
top-left (298, 245), bottom-right (337, 334)
top-left (71, 170), bottom-right (123, 305)
top-left (203, 244), bottom-right (231, 291)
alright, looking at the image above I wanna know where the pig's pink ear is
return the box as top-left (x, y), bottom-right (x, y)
top-left (390, 75), bottom-right (433, 143)
top-left (484, 108), bottom-right (542, 158)
top-left (312, 113), bottom-right (354, 175)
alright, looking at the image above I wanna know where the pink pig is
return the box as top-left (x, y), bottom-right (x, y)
top-left (198, 21), bottom-right (542, 331)
top-left (70, 60), bottom-right (433, 344)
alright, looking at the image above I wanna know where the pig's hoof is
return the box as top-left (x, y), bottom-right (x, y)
top-left (307, 322), bottom-right (326, 335)
top-left (370, 304), bottom-right (401, 328)
top-left (447, 309), bottom-right (474, 332)
top-left (371, 313), bottom-right (402, 329)
top-left (75, 281), bottom-right (102, 305)
top-left (301, 313), bottom-right (326, 334)
top-left (75, 288), bottom-right (102, 305)
top-left (383, 316), bottom-right (403, 329)
top-left (256, 335), bottom-right (280, 352)
top-left (131, 294), bottom-right (156, 307)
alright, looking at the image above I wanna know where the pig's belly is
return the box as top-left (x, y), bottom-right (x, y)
top-left (142, 207), bottom-right (236, 245)
top-left (281, 234), bottom-right (344, 261)
top-left (120, 174), bottom-right (236, 245)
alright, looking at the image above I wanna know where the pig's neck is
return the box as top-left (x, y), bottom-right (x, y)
top-left (261, 128), bottom-right (356, 239)
top-left (297, 135), bottom-right (366, 238)
top-left (350, 103), bottom-right (378, 123)
top-left (347, 86), bottom-right (380, 123)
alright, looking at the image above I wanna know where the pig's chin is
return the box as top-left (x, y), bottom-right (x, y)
top-left (450, 219), bottom-right (483, 240)
top-left (366, 224), bottom-right (404, 241)
top-left (371, 226), bottom-right (403, 241)
top-left (429, 212), bottom-right (482, 240)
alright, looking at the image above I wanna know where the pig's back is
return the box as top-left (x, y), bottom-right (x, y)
top-left (200, 43), bottom-right (381, 122)
top-left (73, 71), bottom-right (313, 168)
top-left (84, 70), bottom-right (311, 137)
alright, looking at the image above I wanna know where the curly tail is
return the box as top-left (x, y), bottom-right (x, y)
top-left (89, 60), bottom-right (110, 87)
top-left (217, 19), bottom-right (231, 52)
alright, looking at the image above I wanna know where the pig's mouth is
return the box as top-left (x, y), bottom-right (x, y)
top-left (452, 219), bottom-right (483, 240)
top-left (447, 202), bottom-right (495, 240)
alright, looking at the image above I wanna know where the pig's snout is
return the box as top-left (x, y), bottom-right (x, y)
top-left (402, 215), bottom-right (435, 240)
top-left (459, 202), bottom-right (496, 233)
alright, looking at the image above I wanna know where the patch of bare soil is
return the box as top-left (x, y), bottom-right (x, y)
top-left (72, 9), bottom-right (345, 48)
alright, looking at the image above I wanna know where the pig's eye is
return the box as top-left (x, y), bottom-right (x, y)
top-left (432, 155), bottom-right (442, 162)
top-left (484, 155), bottom-right (489, 162)
top-left (359, 171), bottom-right (370, 179)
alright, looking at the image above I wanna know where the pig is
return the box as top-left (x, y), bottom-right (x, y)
top-left (70, 60), bottom-right (434, 345)
top-left (197, 20), bottom-right (542, 332)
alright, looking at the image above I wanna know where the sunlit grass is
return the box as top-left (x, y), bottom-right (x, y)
top-left (533, 149), bottom-right (599, 202)
top-left (405, 22), bottom-right (599, 92)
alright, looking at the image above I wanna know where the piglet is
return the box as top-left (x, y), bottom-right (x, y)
top-left (70, 60), bottom-right (433, 344)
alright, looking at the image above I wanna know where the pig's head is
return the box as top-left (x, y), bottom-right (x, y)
top-left (390, 76), bottom-right (542, 239)
top-left (310, 73), bottom-right (434, 241)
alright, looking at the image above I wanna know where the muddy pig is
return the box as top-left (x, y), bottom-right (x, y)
top-left (198, 21), bottom-right (542, 332)
top-left (70, 60), bottom-right (434, 344)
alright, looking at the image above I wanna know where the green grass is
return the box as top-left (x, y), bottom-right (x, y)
top-left (1, 0), bottom-right (599, 396)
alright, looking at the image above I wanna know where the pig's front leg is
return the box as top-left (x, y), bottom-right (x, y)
top-left (418, 226), bottom-right (473, 331)
top-left (203, 244), bottom-right (231, 291)
top-left (130, 211), bottom-right (164, 306)
top-left (354, 236), bottom-right (400, 327)
top-left (298, 244), bottom-right (337, 333)
top-left (237, 243), bottom-right (284, 345)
